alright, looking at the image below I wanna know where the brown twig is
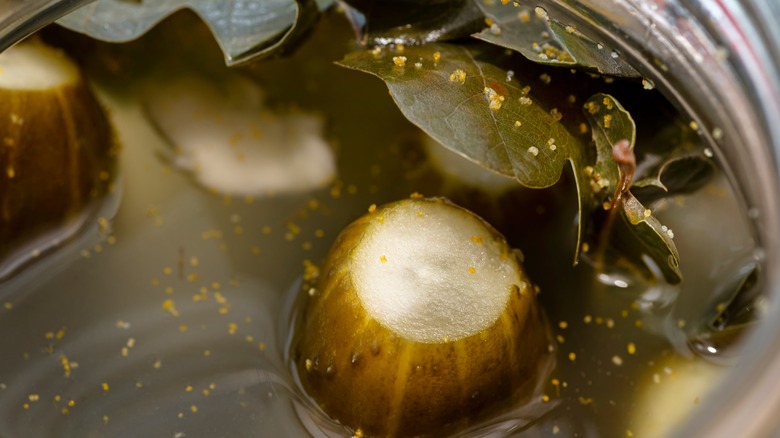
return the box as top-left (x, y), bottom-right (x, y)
top-left (595, 139), bottom-right (636, 272)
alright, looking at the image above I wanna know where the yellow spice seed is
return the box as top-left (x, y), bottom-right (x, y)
top-left (449, 69), bottom-right (467, 84)
top-left (190, 405), bottom-right (198, 413)
top-left (468, 267), bottom-right (476, 274)
top-left (162, 299), bottom-right (179, 317)
top-left (186, 385), bottom-right (193, 392)
top-left (627, 342), bottom-right (637, 355)
top-left (568, 352), bottom-right (576, 361)
top-left (433, 51), bottom-right (441, 62)
top-left (483, 87), bottom-right (505, 110)
top-left (101, 382), bottom-right (109, 392)
top-left (379, 255), bottom-right (387, 263)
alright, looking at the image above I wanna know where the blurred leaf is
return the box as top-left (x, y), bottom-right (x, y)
top-left (633, 154), bottom-right (715, 203)
top-left (710, 265), bottom-right (761, 331)
top-left (338, 42), bottom-right (595, 259)
top-left (689, 265), bottom-right (761, 363)
top-left (582, 93), bottom-right (681, 284)
top-left (57, 0), bottom-right (330, 66)
top-left (340, 0), bottom-right (484, 46)
top-left (473, 3), bottom-right (640, 77)
top-left (632, 122), bottom-right (715, 203)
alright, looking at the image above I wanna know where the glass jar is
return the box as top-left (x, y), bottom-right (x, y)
top-left (543, 2), bottom-right (780, 436)
top-left (1, 0), bottom-right (779, 436)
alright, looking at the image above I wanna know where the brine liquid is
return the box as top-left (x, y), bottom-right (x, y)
top-left (0, 10), bottom-right (758, 438)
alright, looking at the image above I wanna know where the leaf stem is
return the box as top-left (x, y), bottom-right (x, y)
top-left (595, 139), bottom-right (635, 272)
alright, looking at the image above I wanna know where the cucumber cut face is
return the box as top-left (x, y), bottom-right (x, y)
top-left (292, 197), bottom-right (552, 437)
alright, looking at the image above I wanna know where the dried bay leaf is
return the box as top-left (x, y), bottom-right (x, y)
top-left (338, 42), bottom-right (597, 261)
top-left (583, 93), bottom-right (682, 283)
top-left (474, 2), bottom-right (640, 77)
top-left (57, 0), bottom-right (329, 66)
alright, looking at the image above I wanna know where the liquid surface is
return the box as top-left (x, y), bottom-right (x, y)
top-left (0, 10), bottom-right (759, 438)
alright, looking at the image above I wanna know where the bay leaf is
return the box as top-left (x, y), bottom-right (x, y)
top-left (341, 0), bottom-right (484, 46)
top-left (57, 0), bottom-right (329, 66)
top-left (582, 93), bottom-right (682, 284)
top-left (613, 193), bottom-right (682, 284)
top-left (473, 2), bottom-right (640, 77)
top-left (337, 42), bottom-right (597, 261)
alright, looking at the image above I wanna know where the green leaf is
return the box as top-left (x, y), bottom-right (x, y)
top-left (613, 193), bottom-right (682, 284)
top-left (473, 3), bottom-right (640, 77)
top-left (582, 93), bottom-right (636, 196)
top-left (632, 154), bottom-right (715, 203)
top-left (337, 42), bottom-right (595, 260)
top-left (631, 122), bottom-right (715, 203)
top-left (57, 0), bottom-right (329, 66)
top-left (690, 265), bottom-right (761, 361)
top-left (709, 265), bottom-right (761, 331)
top-left (341, 0), bottom-right (484, 46)
top-left (582, 93), bottom-right (682, 284)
